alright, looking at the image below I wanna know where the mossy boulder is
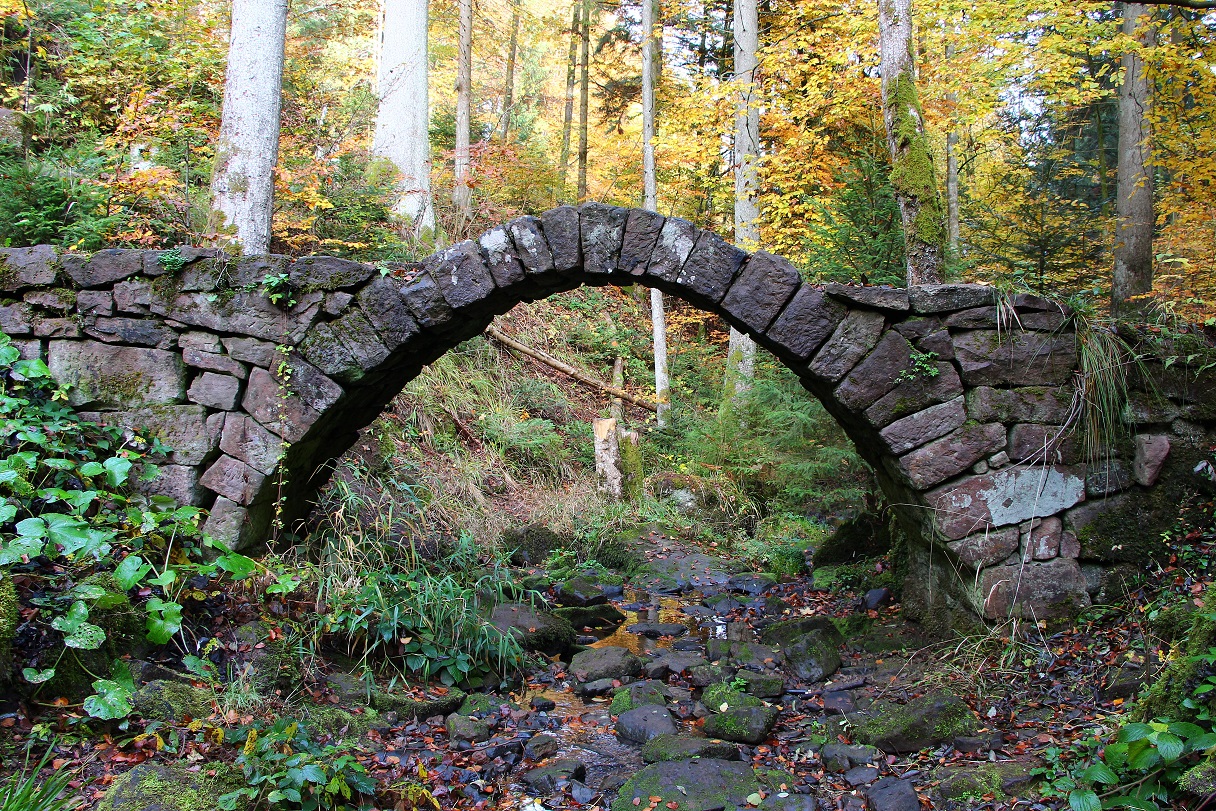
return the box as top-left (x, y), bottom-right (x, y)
top-left (502, 524), bottom-right (567, 566)
top-left (97, 762), bottom-right (248, 811)
top-left (0, 572), bottom-right (17, 685)
top-left (556, 576), bottom-right (610, 607)
top-left (459, 690), bottom-right (513, 717)
top-left (854, 691), bottom-right (978, 753)
top-left (735, 670), bottom-right (784, 698)
top-left (372, 687), bottom-right (465, 719)
top-left (611, 758), bottom-right (760, 811)
top-left (640, 734), bottom-right (739, 763)
top-left (702, 683), bottom-right (763, 712)
top-left (298, 703), bottom-right (380, 739)
top-left (133, 680), bottom-right (215, 722)
top-left (489, 603), bottom-right (576, 655)
top-left (569, 645), bottom-right (641, 683)
top-left (447, 712), bottom-right (491, 743)
top-left (44, 572), bottom-right (147, 699)
top-left (1139, 598), bottom-right (1216, 722)
top-left (759, 618), bottom-right (843, 682)
top-left (553, 604), bottom-right (627, 633)
top-left (759, 616), bottom-right (843, 649)
top-left (703, 705), bottom-right (779, 745)
top-left (610, 680), bottom-right (668, 715)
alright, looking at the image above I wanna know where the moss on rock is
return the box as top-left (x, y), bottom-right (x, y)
top-left (45, 572), bottom-right (146, 699)
top-left (372, 687), bottom-right (465, 719)
top-left (1139, 597), bottom-right (1216, 722)
top-left (133, 680), bottom-right (215, 722)
top-left (0, 573), bottom-right (17, 685)
top-left (97, 762), bottom-right (248, 811)
top-left (702, 682), bottom-right (763, 711)
top-left (854, 690), bottom-right (977, 753)
top-left (298, 703), bottom-right (380, 739)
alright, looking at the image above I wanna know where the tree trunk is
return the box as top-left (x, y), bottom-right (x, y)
top-left (610, 355), bottom-right (625, 422)
top-left (945, 41), bottom-right (959, 265)
top-left (642, 0), bottom-right (671, 428)
top-left (209, 0), bottom-right (288, 255)
top-left (594, 417), bottom-right (624, 498)
top-left (452, 0), bottom-right (474, 228)
top-left (723, 0), bottom-right (758, 401)
top-left (499, 0), bottom-right (521, 141)
top-left (558, 3), bottom-right (579, 201)
top-left (877, 0), bottom-right (945, 285)
top-left (373, 0), bottom-right (435, 235)
top-left (577, 0), bottom-right (592, 202)
top-left (1112, 1), bottom-right (1156, 313)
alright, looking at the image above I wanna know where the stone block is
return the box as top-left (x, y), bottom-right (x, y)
top-left (85, 317), bottom-right (174, 347)
top-left (944, 306), bottom-right (996, 329)
top-left (808, 310), bottom-right (886, 383)
top-left (227, 255), bottom-right (290, 288)
top-left (979, 558), bottom-right (1090, 619)
top-left (33, 318), bottom-right (81, 338)
top-left (891, 422), bottom-right (1006, 490)
top-left (540, 205), bottom-right (581, 273)
top-left (113, 279), bottom-right (153, 314)
top-left (917, 329), bottom-right (953, 360)
top-left (879, 396), bottom-right (966, 454)
top-left (765, 284), bottom-right (847, 361)
top-left (948, 526), bottom-right (1020, 570)
top-left (620, 209), bottom-right (665, 275)
top-left (1124, 392), bottom-right (1178, 425)
top-left (644, 216), bottom-right (699, 283)
top-left (1086, 460), bottom-right (1132, 497)
top-left (825, 283), bottom-right (909, 312)
top-left (1060, 531), bottom-right (1080, 559)
top-left (676, 231), bottom-right (747, 306)
top-left (909, 284), bottom-right (995, 313)
top-left (150, 289), bottom-right (321, 344)
top-left (288, 255), bottom-right (375, 290)
top-left (835, 331), bottom-right (913, 411)
top-left (66, 248), bottom-right (144, 287)
top-left (506, 216), bottom-right (555, 276)
top-left (202, 496), bottom-right (250, 550)
top-left (1008, 423), bottom-right (1081, 464)
top-left (1133, 435), bottom-right (1171, 486)
top-left (132, 463), bottom-right (203, 506)
top-left (299, 309), bottom-right (390, 383)
top-left (222, 336), bottom-right (279, 367)
top-left (220, 413), bottom-right (284, 475)
top-left (179, 331), bottom-right (222, 353)
top-left (48, 341), bottom-right (185, 408)
top-left (952, 330), bottom-right (1077, 386)
top-left (12, 339), bottom-right (41, 360)
top-left (354, 277), bottom-right (421, 351)
top-left (241, 357), bottom-right (343, 443)
top-left (1018, 310), bottom-right (1068, 331)
top-left (580, 202), bottom-right (629, 274)
top-left (199, 454), bottom-right (266, 505)
top-left (78, 405), bottom-right (216, 466)
top-left (399, 271), bottom-right (453, 329)
top-left (478, 225), bottom-right (526, 288)
top-left (183, 347), bottom-right (247, 379)
top-left (0, 302), bottom-right (33, 334)
top-left (0, 245), bottom-right (58, 290)
top-left (892, 316), bottom-right (942, 340)
top-left (1012, 293), bottom-right (1067, 311)
top-left (24, 289), bottom-right (75, 311)
top-left (965, 385), bottom-right (1073, 424)
top-left (425, 240), bottom-right (497, 310)
top-left (720, 251), bottom-right (801, 333)
top-left (926, 465), bottom-right (1086, 540)
top-left (323, 291), bottom-right (353, 316)
top-left (1024, 516), bottom-right (1063, 561)
top-left (187, 372), bottom-right (241, 410)
top-left (76, 290), bottom-right (114, 317)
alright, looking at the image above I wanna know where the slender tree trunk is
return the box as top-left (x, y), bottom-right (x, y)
top-left (945, 41), bottom-right (959, 265)
top-left (452, 0), bottom-right (474, 228)
top-left (642, 0), bottom-right (671, 428)
top-left (373, 0), bottom-right (435, 235)
top-left (499, 0), bottom-right (520, 141)
top-left (1112, 1), bottom-right (1156, 313)
top-left (724, 0), bottom-right (758, 401)
top-left (209, 0), bottom-right (288, 255)
top-left (558, 4), bottom-right (579, 202)
top-left (877, 0), bottom-right (945, 285)
top-left (577, 0), bottom-right (591, 202)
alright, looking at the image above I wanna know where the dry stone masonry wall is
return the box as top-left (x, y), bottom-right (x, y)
top-left (3, 203), bottom-right (1213, 624)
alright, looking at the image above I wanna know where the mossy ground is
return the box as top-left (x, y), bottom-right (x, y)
top-left (0, 573), bottom-right (16, 684)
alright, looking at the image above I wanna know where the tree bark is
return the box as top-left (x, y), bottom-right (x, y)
top-left (558, 3), bottom-right (579, 201)
top-left (452, 0), bottom-right (474, 228)
top-left (209, 0), bottom-right (288, 255)
top-left (1112, 1), bottom-right (1156, 313)
top-left (877, 0), bottom-right (945, 285)
top-left (945, 41), bottom-right (959, 265)
top-left (642, 0), bottom-right (671, 428)
top-left (577, 0), bottom-right (592, 202)
top-left (594, 418), bottom-right (624, 498)
top-left (724, 0), bottom-right (758, 401)
top-left (499, 0), bottom-right (521, 141)
top-left (373, 0), bottom-right (435, 235)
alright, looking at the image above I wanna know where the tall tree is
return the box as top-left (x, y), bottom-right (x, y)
top-left (945, 39), bottom-right (960, 266)
top-left (559, 3), bottom-right (579, 200)
top-left (209, 0), bottom-right (288, 254)
top-left (577, 0), bottom-right (592, 201)
top-left (499, 0), bottom-right (521, 140)
top-left (723, 0), bottom-right (757, 401)
top-left (1112, 1), bottom-right (1157, 313)
top-left (642, 0), bottom-right (671, 427)
top-left (373, 0), bottom-right (435, 236)
top-left (877, 0), bottom-right (945, 285)
top-left (452, 0), bottom-right (474, 229)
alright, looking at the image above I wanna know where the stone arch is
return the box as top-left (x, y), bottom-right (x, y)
top-left (5, 203), bottom-right (1209, 623)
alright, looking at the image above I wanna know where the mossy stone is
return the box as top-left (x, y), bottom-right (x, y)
top-left (1139, 596), bottom-right (1216, 723)
top-left (0, 573), bottom-right (17, 685)
top-left (97, 762), bottom-right (248, 811)
top-left (702, 682), bottom-right (763, 711)
top-left (610, 680), bottom-right (667, 715)
top-left (299, 703), bottom-right (380, 739)
top-left (459, 691), bottom-right (513, 717)
top-left (372, 687), bottom-right (465, 719)
top-left (553, 603), bottom-right (627, 632)
top-left (502, 524), bottom-right (567, 566)
top-left (936, 764), bottom-right (1007, 802)
top-left (640, 733), bottom-right (739, 763)
top-left (854, 690), bottom-right (978, 753)
top-left (610, 759), bottom-right (760, 811)
top-left (133, 680), bottom-right (215, 722)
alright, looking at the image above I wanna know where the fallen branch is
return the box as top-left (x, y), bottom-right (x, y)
top-left (485, 324), bottom-right (658, 413)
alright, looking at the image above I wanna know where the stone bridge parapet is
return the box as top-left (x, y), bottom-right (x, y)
top-left (1, 203), bottom-right (1213, 625)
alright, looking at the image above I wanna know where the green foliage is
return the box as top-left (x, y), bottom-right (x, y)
top-left (0, 744), bottom-right (82, 811)
top-left (218, 719), bottom-right (375, 811)
top-left (896, 350), bottom-right (940, 384)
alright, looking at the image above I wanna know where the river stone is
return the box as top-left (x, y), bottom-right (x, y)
top-left (523, 758), bottom-right (586, 792)
top-left (854, 691), bottom-right (978, 753)
top-left (557, 576), bottom-right (608, 607)
top-left (784, 630), bottom-right (842, 682)
top-left (690, 664), bottom-right (734, 687)
top-left (611, 759), bottom-right (760, 811)
top-left (766, 284), bottom-right (848, 361)
top-left (760, 793), bottom-right (819, 811)
top-left (616, 704), bottom-right (678, 743)
top-left (570, 645), bottom-right (642, 682)
top-left (612, 680), bottom-right (669, 713)
top-left (735, 669), bottom-right (784, 698)
top-left (628, 621), bottom-right (688, 638)
top-left (489, 604), bottom-right (575, 655)
top-left (728, 572), bottom-right (778, 594)
top-left (926, 465), bottom-right (1087, 540)
top-left (97, 762), bottom-right (245, 811)
top-left (447, 713), bottom-right (490, 743)
top-left (641, 733), bottom-right (740, 763)
top-left (575, 677), bottom-right (619, 697)
top-left (645, 650), bottom-right (708, 679)
top-left (890, 422), bottom-right (1007, 490)
top-left (759, 616), bottom-right (843, 649)
top-left (703, 705), bottom-right (779, 744)
top-left (865, 777), bottom-right (921, 811)
top-left (48, 341), bottom-right (185, 408)
top-left (552, 604), bottom-right (626, 632)
top-left (524, 732), bottom-right (560, 760)
top-left (820, 743), bottom-right (882, 772)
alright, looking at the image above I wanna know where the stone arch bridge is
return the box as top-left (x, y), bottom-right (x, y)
top-left (2, 204), bottom-right (1211, 623)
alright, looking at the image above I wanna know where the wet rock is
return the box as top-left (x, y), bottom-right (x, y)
top-left (616, 705), bottom-right (678, 742)
top-left (611, 759), bottom-right (760, 811)
top-left (690, 664), bottom-right (734, 687)
top-left (640, 733), bottom-right (740, 763)
top-left (822, 691), bottom-right (856, 715)
top-left (735, 670), bottom-right (784, 698)
top-left (557, 576), bottom-right (609, 607)
top-left (760, 793), bottom-right (819, 811)
top-left (447, 713), bottom-right (490, 743)
top-left (502, 524), bottom-right (565, 565)
top-left (611, 680), bottom-right (669, 714)
top-left (704, 593), bottom-right (744, 612)
top-left (372, 688), bottom-right (465, 720)
top-left (554, 604), bottom-right (627, 632)
top-left (646, 650), bottom-right (708, 680)
top-left (575, 677), bottom-right (619, 698)
top-left (490, 604), bottom-right (576, 656)
top-left (702, 683), bottom-right (764, 711)
top-left (530, 696), bottom-right (557, 712)
top-left (845, 765), bottom-right (880, 786)
top-left (569, 780), bottom-right (598, 804)
top-left (865, 777), bottom-right (921, 811)
top-left (728, 573), bottom-right (778, 595)
top-left (523, 758), bottom-right (587, 792)
top-left (703, 705), bottom-right (779, 744)
top-left (854, 691), bottom-right (978, 753)
top-left (628, 621), bottom-right (688, 638)
top-left (820, 743), bottom-right (880, 773)
top-left (863, 588), bottom-right (892, 610)
top-left (570, 646), bottom-right (643, 683)
top-left (783, 632), bottom-right (842, 682)
top-left (525, 732), bottom-right (560, 760)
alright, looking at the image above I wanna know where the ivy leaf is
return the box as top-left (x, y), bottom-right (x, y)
top-left (147, 568), bottom-right (176, 587)
top-left (145, 597), bottom-right (182, 644)
top-left (114, 555), bottom-right (152, 590)
top-left (0, 534), bottom-right (45, 565)
top-left (63, 621), bottom-right (106, 649)
top-left (84, 678), bottom-right (134, 720)
top-left (0, 503), bottom-right (16, 524)
top-left (78, 461), bottom-right (105, 477)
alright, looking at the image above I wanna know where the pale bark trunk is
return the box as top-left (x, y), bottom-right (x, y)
top-left (577, 0), bottom-right (591, 202)
top-left (878, 0), bottom-right (945, 285)
top-left (1113, 2), bottom-right (1156, 313)
top-left (373, 0), bottom-right (435, 233)
top-left (594, 417), bottom-right (623, 498)
top-left (558, 3), bottom-right (579, 200)
top-left (610, 355), bottom-right (625, 422)
top-left (452, 0), bottom-right (474, 226)
top-left (209, 0), bottom-right (288, 255)
top-left (945, 41), bottom-right (959, 264)
top-left (642, 0), bottom-right (671, 428)
top-left (724, 0), bottom-right (758, 400)
top-left (499, 0), bottom-right (520, 141)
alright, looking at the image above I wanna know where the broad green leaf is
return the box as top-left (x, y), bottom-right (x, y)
top-left (145, 598), bottom-right (182, 644)
top-left (41, 458), bottom-right (74, 471)
top-left (1069, 789), bottom-right (1101, 811)
top-left (84, 678), bottom-right (133, 720)
top-left (1118, 723), bottom-right (1153, 743)
top-left (1166, 721), bottom-right (1206, 740)
top-left (1081, 762), bottom-right (1119, 785)
top-left (51, 600), bottom-right (89, 632)
top-left (15, 516), bottom-right (47, 539)
top-left (147, 568), bottom-right (176, 587)
top-left (216, 552), bottom-right (257, 580)
top-left (0, 503), bottom-right (16, 524)
top-left (22, 667), bottom-right (55, 684)
top-left (103, 456), bottom-right (132, 488)
top-left (0, 535), bottom-right (45, 565)
top-left (300, 763), bottom-right (327, 783)
top-left (114, 555), bottom-right (151, 590)
top-left (78, 461), bottom-right (105, 477)
top-left (63, 621), bottom-right (106, 650)
top-left (1152, 731), bottom-right (1184, 762)
top-left (13, 358), bottom-right (51, 379)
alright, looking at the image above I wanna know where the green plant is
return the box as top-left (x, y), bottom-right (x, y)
top-left (261, 272), bottom-right (297, 307)
top-left (895, 350), bottom-right (940, 384)
top-left (157, 246), bottom-right (187, 273)
top-left (0, 744), bottom-right (83, 811)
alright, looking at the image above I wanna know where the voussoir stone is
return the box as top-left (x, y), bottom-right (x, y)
top-left (766, 284), bottom-right (847, 361)
top-left (721, 251), bottom-right (801, 333)
top-left (288, 255), bottom-right (375, 290)
top-left (478, 224), bottom-right (527, 288)
top-left (426, 240), bottom-right (497, 310)
top-left (926, 465), bottom-right (1087, 540)
top-left (354, 276), bottom-right (420, 351)
top-left (48, 341), bottom-right (185, 408)
top-left (580, 202), bottom-right (629, 274)
top-left (220, 413), bottom-right (284, 475)
top-left (644, 216), bottom-right (699, 283)
top-left (879, 396), bottom-right (966, 454)
top-left (199, 454), bottom-right (266, 506)
top-left (835, 331), bottom-right (913, 411)
top-left (620, 209), bottom-right (665, 275)
top-left (677, 230), bottom-right (748, 306)
top-left (909, 284), bottom-right (995, 313)
top-left (399, 270), bottom-right (453, 329)
top-left (541, 206), bottom-right (582, 273)
top-left (966, 385), bottom-right (1073, 424)
top-left (506, 216), bottom-right (555, 276)
top-left (808, 309), bottom-right (886, 383)
top-left (825, 283), bottom-right (909, 312)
